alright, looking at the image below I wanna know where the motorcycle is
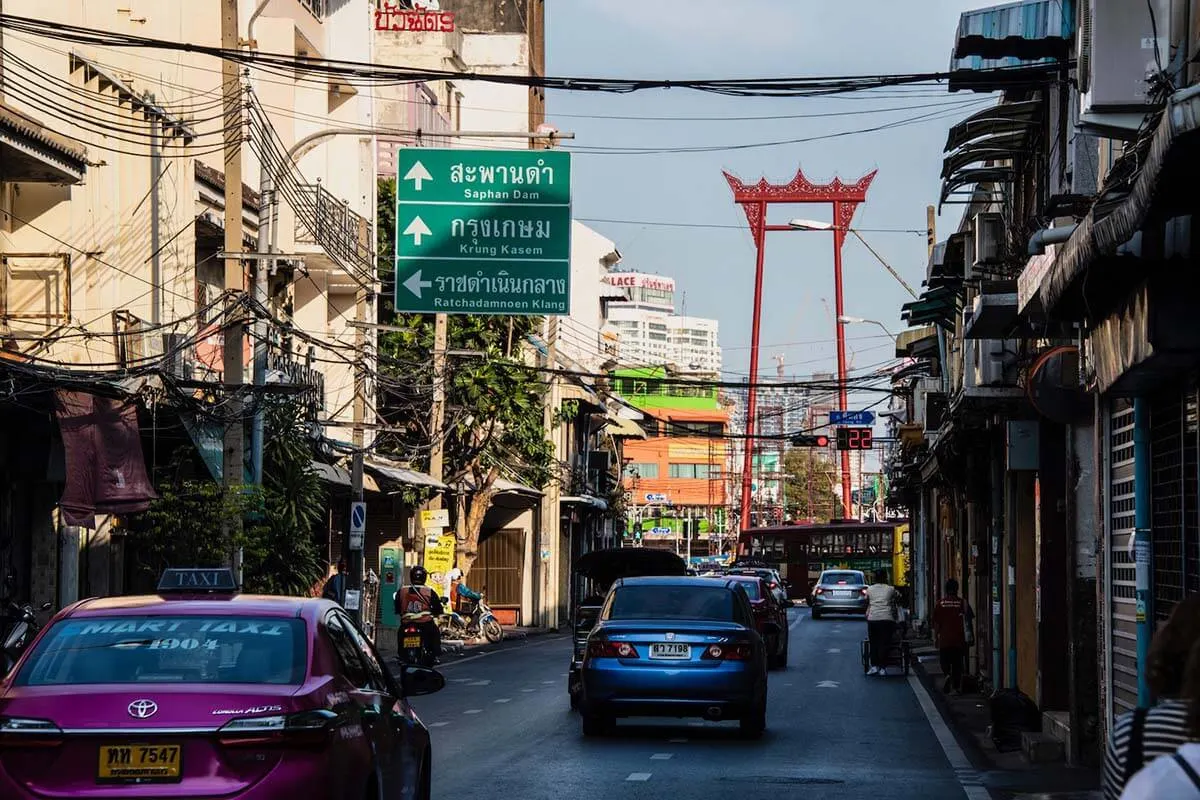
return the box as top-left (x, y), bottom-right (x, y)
top-left (438, 591), bottom-right (503, 644)
top-left (397, 616), bottom-right (437, 668)
top-left (2, 600), bottom-right (52, 674)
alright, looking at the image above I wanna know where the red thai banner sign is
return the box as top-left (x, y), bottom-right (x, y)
top-left (375, 3), bottom-right (456, 32)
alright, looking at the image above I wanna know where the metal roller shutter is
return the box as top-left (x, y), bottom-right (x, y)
top-left (1151, 389), bottom-right (1186, 621)
top-left (1106, 400), bottom-right (1137, 723)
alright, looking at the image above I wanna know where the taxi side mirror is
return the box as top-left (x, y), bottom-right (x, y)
top-left (400, 664), bottom-right (445, 698)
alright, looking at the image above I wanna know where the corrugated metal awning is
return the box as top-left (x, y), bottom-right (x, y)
top-left (953, 0), bottom-right (1075, 61)
top-left (945, 100), bottom-right (1041, 152)
top-left (364, 457), bottom-right (447, 491)
top-left (605, 414), bottom-right (646, 439)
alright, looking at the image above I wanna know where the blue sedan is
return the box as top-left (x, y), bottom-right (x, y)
top-left (579, 576), bottom-right (769, 739)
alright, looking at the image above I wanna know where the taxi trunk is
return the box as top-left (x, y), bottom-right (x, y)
top-left (0, 684), bottom-right (332, 798)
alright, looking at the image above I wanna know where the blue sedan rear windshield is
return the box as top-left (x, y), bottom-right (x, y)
top-left (607, 586), bottom-right (736, 621)
top-left (15, 616), bottom-right (307, 686)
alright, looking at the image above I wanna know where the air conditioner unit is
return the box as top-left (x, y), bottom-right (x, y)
top-left (973, 212), bottom-right (1005, 268)
top-left (973, 339), bottom-right (1019, 387)
top-left (913, 377), bottom-right (945, 432)
top-left (1081, 0), bottom-right (1167, 117)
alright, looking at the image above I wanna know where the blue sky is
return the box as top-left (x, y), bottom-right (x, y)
top-left (545, 0), bottom-right (1001, 388)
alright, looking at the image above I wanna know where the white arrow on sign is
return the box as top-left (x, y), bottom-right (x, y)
top-left (816, 680), bottom-right (840, 689)
top-left (403, 216), bottom-right (432, 246)
top-left (402, 270), bottom-right (433, 298)
top-left (403, 160), bottom-right (433, 191)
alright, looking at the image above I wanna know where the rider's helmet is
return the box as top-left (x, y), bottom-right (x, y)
top-left (410, 566), bottom-right (428, 585)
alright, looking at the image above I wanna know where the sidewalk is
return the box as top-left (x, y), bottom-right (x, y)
top-left (908, 637), bottom-right (1102, 800)
top-left (378, 625), bottom-right (563, 671)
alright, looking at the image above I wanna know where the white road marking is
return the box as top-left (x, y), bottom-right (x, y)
top-left (541, 680), bottom-right (555, 684)
top-left (434, 634), bottom-right (570, 668)
top-left (784, 682), bottom-right (793, 686)
top-left (495, 698), bottom-right (511, 704)
top-left (449, 678), bottom-right (473, 683)
top-left (463, 709), bottom-right (483, 715)
top-left (668, 738), bottom-right (688, 743)
top-left (467, 680), bottom-right (491, 686)
top-left (521, 688), bottom-right (536, 693)
top-left (907, 674), bottom-right (991, 800)
top-left (789, 611), bottom-right (806, 630)
top-left (650, 753), bottom-right (673, 760)
top-left (430, 722), bottom-right (449, 727)
top-left (827, 648), bottom-right (841, 654)
top-left (625, 773), bottom-right (652, 782)
top-left (816, 680), bottom-right (840, 688)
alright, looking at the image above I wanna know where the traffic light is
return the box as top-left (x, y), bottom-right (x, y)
top-left (791, 434), bottom-right (830, 447)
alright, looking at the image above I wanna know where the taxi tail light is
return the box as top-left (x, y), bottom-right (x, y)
top-left (587, 640), bottom-right (639, 659)
top-left (216, 709), bottom-right (337, 748)
top-left (701, 643), bottom-right (752, 661)
top-left (0, 717), bottom-right (63, 748)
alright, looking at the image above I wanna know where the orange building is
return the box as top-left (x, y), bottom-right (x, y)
top-left (621, 407), bottom-right (729, 555)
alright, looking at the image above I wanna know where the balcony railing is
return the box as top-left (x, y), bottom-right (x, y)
top-left (298, 0), bottom-right (326, 20)
top-left (293, 180), bottom-right (373, 282)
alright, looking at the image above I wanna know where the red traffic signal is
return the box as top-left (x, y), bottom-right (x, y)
top-left (791, 434), bottom-right (830, 447)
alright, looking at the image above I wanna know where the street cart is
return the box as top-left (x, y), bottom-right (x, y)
top-left (567, 547), bottom-right (687, 710)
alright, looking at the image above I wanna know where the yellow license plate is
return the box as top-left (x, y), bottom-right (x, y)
top-left (403, 636), bottom-right (422, 648)
top-left (98, 744), bottom-right (182, 782)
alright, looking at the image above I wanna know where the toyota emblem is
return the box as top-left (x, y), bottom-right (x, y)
top-left (128, 699), bottom-right (158, 719)
top-left (665, 632), bottom-right (675, 641)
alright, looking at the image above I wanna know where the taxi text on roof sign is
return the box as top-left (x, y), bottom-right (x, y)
top-left (157, 567), bottom-right (238, 593)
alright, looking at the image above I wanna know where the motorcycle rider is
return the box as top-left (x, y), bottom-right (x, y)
top-left (395, 566), bottom-right (444, 660)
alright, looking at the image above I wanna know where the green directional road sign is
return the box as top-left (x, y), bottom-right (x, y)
top-left (394, 148), bottom-right (572, 316)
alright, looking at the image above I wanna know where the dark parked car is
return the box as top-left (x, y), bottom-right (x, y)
top-left (726, 567), bottom-right (790, 606)
top-left (726, 574), bottom-right (789, 669)
top-left (579, 576), bottom-right (769, 739)
top-left (809, 569), bottom-right (869, 619)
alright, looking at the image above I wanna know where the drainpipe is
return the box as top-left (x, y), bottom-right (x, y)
top-left (1133, 398), bottom-right (1153, 707)
top-left (991, 433), bottom-right (1004, 687)
top-left (1027, 224), bottom-right (1079, 256)
top-left (247, 0), bottom-right (271, 48)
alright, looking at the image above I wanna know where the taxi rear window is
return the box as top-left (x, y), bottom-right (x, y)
top-left (15, 616), bottom-right (307, 686)
top-left (730, 579), bottom-right (762, 600)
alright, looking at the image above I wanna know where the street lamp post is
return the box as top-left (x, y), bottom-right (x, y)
top-left (837, 314), bottom-right (898, 342)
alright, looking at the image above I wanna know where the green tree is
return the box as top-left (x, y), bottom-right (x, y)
top-left (782, 448), bottom-right (840, 523)
top-left (376, 178), bottom-right (553, 578)
top-left (127, 397), bottom-right (327, 595)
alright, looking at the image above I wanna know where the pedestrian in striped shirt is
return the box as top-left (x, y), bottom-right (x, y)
top-left (1120, 634), bottom-right (1200, 798)
top-left (1104, 596), bottom-right (1200, 800)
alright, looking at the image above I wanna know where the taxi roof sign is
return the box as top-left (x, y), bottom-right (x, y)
top-left (157, 567), bottom-right (238, 594)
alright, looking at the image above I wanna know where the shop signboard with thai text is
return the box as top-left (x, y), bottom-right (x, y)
top-left (375, 1), bottom-right (455, 32)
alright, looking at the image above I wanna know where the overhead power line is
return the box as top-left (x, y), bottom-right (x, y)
top-left (0, 12), bottom-right (1069, 97)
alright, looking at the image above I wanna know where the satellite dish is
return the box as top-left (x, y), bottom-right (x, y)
top-left (1027, 345), bottom-right (1091, 424)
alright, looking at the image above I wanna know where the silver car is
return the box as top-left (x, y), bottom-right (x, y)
top-left (809, 570), bottom-right (868, 619)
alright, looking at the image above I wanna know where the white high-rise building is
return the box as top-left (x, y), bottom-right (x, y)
top-left (602, 272), bottom-right (721, 374)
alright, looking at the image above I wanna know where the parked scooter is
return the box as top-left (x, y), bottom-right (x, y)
top-left (2, 600), bottom-right (52, 674)
top-left (438, 589), bottom-right (503, 644)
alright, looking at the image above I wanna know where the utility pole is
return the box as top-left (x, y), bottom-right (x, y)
top-left (346, 216), bottom-right (370, 628)
top-left (220, 0), bottom-right (244, 574)
top-left (539, 317), bottom-right (561, 626)
top-left (428, 313), bottom-right (448, 512)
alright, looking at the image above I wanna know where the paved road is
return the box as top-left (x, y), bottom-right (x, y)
top-left (409, 608), bottom-right (989, 800)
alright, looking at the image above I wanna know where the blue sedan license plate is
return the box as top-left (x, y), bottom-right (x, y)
top-left (650, 642), bottom-right (690, 659)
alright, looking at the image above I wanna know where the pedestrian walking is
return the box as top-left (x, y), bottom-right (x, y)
top-left (1106, 596), bottom-right (1200, 800)
top-left (321, 558), bottom-right (347, 606)
top-left (932, 578), bottom-right (972, 694)
top-left (864, 568), bottom-right (899, 676)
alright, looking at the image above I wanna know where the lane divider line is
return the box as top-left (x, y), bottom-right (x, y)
top-left (625, 773), bottom-right (652, 782)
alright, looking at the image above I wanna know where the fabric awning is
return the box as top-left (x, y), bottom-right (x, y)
top-left (901, 287), bottom-right (959, 330)
top-left (364, 457), bottom-right (448, 491)
top-left (895, 326), bottom-right (938, 358)
top-left (560, 495), bottom-right (609, 511)
top-left (0, 102), bottom-right (87, 183)
top-left (605, 414), bottom-right (646, 439)
top-left (1021, 84), bottom-right (1200, 318)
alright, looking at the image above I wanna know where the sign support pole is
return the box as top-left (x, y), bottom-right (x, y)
top-left (833, 203), bottom-right (853, 519)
